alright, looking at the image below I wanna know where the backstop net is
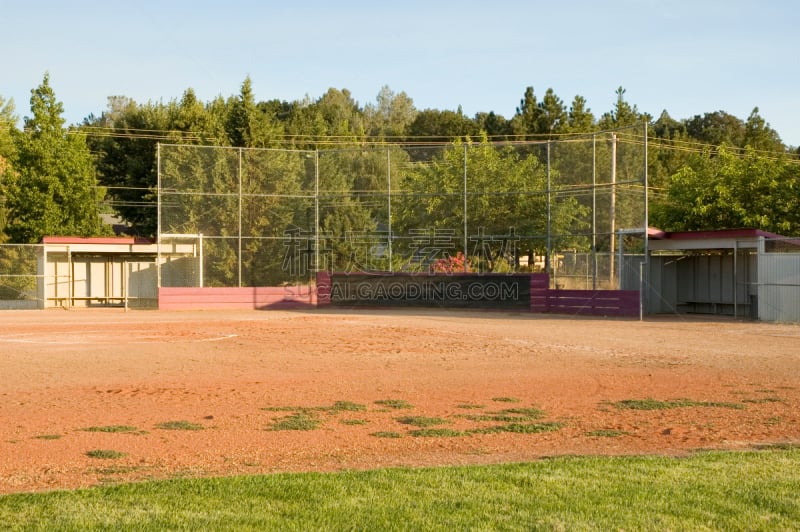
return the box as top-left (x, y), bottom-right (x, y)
top-left (0, 244), bottom-right (43, 309)
top-left (157, 125), bottom-right (647, 290)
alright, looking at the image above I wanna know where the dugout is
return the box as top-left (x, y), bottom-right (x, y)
top-left (41, 236), bottom-right (197, 309)
top-left (646, 229), bottom-right (800, 320)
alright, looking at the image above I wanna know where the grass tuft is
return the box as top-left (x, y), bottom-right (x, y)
top-left (155, 421), bottom-right (204, 431)
top-left (267, 412), bottom-right (320, 431)
top-left (339, 419), bottom-right (369, 426)
top-left (491, 397), bottom-right (521, 403)
top-left (33, 434), bottom-right (62, 440)
top-left (461, 407), bottom-right (545, 423)
top-left (370, 431), bottom-right (402, 438)
top-left (374, 399), bottom-right (413, 410)
top-left (472, 422), bottom-right (563, 435)
top-left (586, 429), bottom-right (629, 438)
top-left (408, 428), bottom-right (467, 437)
top-left (609, 398), bottom-right (745, 411)
top-left (82, 425), bottom-right (140, 433)
top-left (261, 406), bottom-right (307, 412)
top-left (395, 416), bottom-right (449, 428)
top-left (85, 449), bottom-right (127, 459)
top-left (329, 401), bottom-right (367, 412)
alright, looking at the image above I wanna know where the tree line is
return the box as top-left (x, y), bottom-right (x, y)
top-left (1, 74), bottom-right (799, 246)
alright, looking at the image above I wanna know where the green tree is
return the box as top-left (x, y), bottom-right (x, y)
top-left (511, 87), bottom-right (569, 139)
top-left (598, 87), bottom-right (647, 129)
top-left (743, 107), bottom-right (784, 152)
top-left (394, 135), bottom-right (587, 271)
top-left (684, 110), bottom-right (746, 147)
top-left (566, 95), bottom-right (595, 133)
top-left (0, 95), bottom-right (18, 241)
top-left (4, 74), bottom-right (106, 243)
top-left (474, 111), bottom-right (512, 139)
top-left (364, 85), bottom-right (417, 140)
top-left (651, 146), bottom-right (800, 234)
top-left (405, 107), bottom-right (479, 143)
top-left (85, 96), bottom-right (169, 237)
top-left (511, 86), bottom-right (541, 139)
top-left (225, 76), bottom-right (283, 148)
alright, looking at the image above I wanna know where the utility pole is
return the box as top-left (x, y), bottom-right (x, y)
top-left (610, 133), bottom-right (617, 287)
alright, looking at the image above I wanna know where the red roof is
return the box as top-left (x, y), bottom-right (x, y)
top-left (41, 236), bottom-right (154, 245)
top-left (647, 228), bottom-right (784, 240)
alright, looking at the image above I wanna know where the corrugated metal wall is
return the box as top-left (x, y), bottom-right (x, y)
top-left (647, 251), bottom-right (756, 317)
top-left (757, 253), bottom-right (800, 322)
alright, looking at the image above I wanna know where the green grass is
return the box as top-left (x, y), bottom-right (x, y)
top-left (85, 449), bottom-right (127, 460)
top-left (329, 401), bottom-right (367, 412)
top-left (339, 418), bottom-right (369, 426)
top-left (491, 396), bottom-right (521, 403)
top-left (609, 398), bottom-right (746, 411)
top-left (395, 416), bottom-right (449, 428)
top-left (2, 449), bottom-right (799, 529)
top-left (262, 401), bottom-right (368, 414)
top-left (408, 428), bottom-right (467, 438)
top-left (472, 422), bottom-right (564, 435)
top-left (370, 431), bottom-right (402, 438)
top-left (155, 421), bottom-right (204, 431)
top-left (461, 407), bottom-right (545, 423)
top-left (374, 399), bottom-right (413, 410)
top-left (585, 429), bottom-right (629, 438)
top-left (33, 434), bottom-right (62, 440)
top-left (267, 412), bottom-right (320, 431)
top-left (81, 425), bottom-right (140, 433)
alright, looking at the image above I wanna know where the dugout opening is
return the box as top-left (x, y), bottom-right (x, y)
top-left (646, 229), bottom-right (775, 319)
top-left (41, 236), bottom-right (193, 309)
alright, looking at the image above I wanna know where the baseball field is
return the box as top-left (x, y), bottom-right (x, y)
top-left (1, 308), bottom-right (799, 527)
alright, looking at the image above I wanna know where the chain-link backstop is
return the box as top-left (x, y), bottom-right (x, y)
top-left (157, 126), bottom-right (648, 291)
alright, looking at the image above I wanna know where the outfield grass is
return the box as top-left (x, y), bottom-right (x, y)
top-left (1, 449), bottom-right (798, 530)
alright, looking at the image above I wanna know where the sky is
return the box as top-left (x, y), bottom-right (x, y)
top-left (3, 0), bottom-right (799, 146)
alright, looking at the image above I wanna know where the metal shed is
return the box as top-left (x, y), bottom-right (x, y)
top-left (41, 236), bottom-right (198, 309)
top-left (647, 229), bottom-right (800, 321)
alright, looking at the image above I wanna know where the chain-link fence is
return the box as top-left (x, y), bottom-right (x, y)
top-left (758, 236), bottom-right (800, 321)
top-left (0, 244), bottom-right (42, 309)
top-left (157, 126), bottom-right (648, 289)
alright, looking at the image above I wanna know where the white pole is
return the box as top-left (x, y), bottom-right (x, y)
top-left (199, 234), bottom-right (204, 288)
top-left (67, 245), bottom-right (72, 309)
top-left (157, 143), bottom-right (161, 290)
top-left (610, 133), bottom-right (617, 287)
top-left (387, 148), bottom-right (393, 272)
top-left (238, 148), bottom-right (243, 287)
top-left (640, 261), bottom-right (644, 321)
top-left (546, 142), bottom-right (552, 276)
top-left (592, 135), bottom-right (597, 290)
top-left (643, 122), bottom-right (649, 316)
top-left (124, 260), bottom-right (129, 312)
top-left (314, 150), bottom-right (320, 274)
top-left (463, 144), bottom-right (468, 270)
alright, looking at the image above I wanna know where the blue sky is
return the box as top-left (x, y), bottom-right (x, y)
top-left (3, 0), bottom-right (799, 146)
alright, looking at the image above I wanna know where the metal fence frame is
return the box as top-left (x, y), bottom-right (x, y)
top-left (157, 126), bottom-right (650, 291)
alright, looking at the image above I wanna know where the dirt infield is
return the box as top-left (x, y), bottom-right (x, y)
top-left (1, 308), bottom-right (799, 494)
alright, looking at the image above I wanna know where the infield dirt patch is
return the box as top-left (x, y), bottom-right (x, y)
top-left (1, 308), bottom-right (799, 493)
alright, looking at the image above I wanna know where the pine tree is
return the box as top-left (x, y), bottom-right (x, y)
top-left (4, 73), bottom-right (107, 243)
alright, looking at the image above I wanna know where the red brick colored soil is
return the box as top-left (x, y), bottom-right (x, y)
top-left (1, 308), bottom-right (798, 493)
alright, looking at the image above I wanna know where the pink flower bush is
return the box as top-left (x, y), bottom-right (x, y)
top-left (432, 252), bottom-right (471, 273)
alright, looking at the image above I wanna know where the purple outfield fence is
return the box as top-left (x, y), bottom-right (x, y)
top-left (315, 272), bottom-right (639, 317)
top-left (545, 288), bottom-right (640, 317)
